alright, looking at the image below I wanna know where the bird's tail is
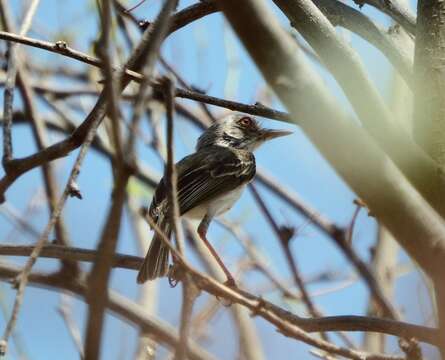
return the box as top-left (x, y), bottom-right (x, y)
top-left (137, 219), bottom-right (171, 284)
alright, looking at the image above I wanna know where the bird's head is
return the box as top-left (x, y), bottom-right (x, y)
top-left (196, 113), bottom-right (292, 151)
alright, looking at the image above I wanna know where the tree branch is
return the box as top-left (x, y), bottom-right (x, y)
top-left (352, 0), bottom-right (416, 35)
top-left (312, 0), bottom-right (413, 87)
top-left (125, 219), bottom-right (410, 360)
top-left (0, 263), bottom-right (216, 360)
top-left (0, 1), bottom-right (78, 274)
top-left (0, 243), bottom-right (438, 346)
top-left (414, 0), bottom-right (445, 351)
top-left (216, 0), bottom-right (445, 302)
top-left (273, 0), bottom-right (445, 221)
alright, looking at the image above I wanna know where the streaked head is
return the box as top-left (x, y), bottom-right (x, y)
top-left (196, 113), bottom-right (292, 151)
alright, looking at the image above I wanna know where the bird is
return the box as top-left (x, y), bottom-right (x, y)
top-left (137, 113), bottom-right (292, 286)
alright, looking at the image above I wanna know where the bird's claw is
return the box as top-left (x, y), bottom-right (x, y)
top-left (167, 264), bottom-right (182, 288)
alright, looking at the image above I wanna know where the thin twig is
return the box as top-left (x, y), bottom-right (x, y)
top-left (0, 263), bottom-right (216, 360)
top-left (122, 219), bottom-right (411, 360)
top-left (0, 202), bottom-right (41, 239)
top-left (161, 72), bottom-right (199, 360)
top-left (346, 200), bottom-right (363, 245)
top-left (0, 30), bottom-right (292, 201)
top-left (83, 1), bottom-right (129, 358)
top-left (0, 85), bottom-right (105, 357)
top-left (184, 221), bottom-right (266, 360)
top-left (84, 169), bottom-right (130, 359)
top-left (118, 2), bottom-right (217, 123)
top-left (217, 218), bottom-right (301, 300)
top-left (0, 103), bottom-right (407, 321)
top-left (0, 243), bottom-right (438, 345)
top-left (250, 184), bottom-right (322, 319)
top-left (0, 0), bottom-right (40, 166)
top-left (255, 172), bottom-right (398, 319)
top-left (0, 31), bottom-right (291, 123)
top-left (1, 0), bottom-right (78, 273)
top-left (162, 75), bottom-right (184, 253)
top-left (352, 0), bottom-right (416, 35)
top-left (58, 294), bottom-right (85, 359)
top-left (127, 198), bottom-right (159, 360)
top-left (98, 0), bottom-right (124, 164)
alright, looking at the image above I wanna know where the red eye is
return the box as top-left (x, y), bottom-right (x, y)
top-left (239, 116), bottom-right (252, 127)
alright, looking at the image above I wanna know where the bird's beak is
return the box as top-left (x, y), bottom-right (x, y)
top-left (260, 128), bottom-right (293, 141)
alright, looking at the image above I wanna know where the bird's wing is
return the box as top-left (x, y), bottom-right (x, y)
top-left (149, 146), bottom-right (255, 220)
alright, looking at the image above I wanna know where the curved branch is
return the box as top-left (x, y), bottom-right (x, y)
top-left (0, 263), bottom-right (216, 360)
top-left (114, 0), bottom-right (219, 37)
top-left (273, 0), bottom-right (445, 221)
top-left (352, 0), bottom-right (416, 35)
top-left (0, 30), bottom-right (291, 201)
top-left (217, 0), bottom-right (445, 296)
top-left (313, 0), bottom-right (413, 88)
top-left (122, 0), bottom-right (415, 89)
top-left (0, 243), bottom-right (439, 346)
top-left (0, 113), bottom-right (419, 322)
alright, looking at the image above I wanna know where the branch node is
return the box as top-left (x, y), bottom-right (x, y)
top-left (68, 181), bottom-right (82, 199)
top-left (54, 40), bottom-right (68, 51)
top-left (279, 225), bottom-right (296, 245)
top-left (250, 297), bottom-right (266, 317)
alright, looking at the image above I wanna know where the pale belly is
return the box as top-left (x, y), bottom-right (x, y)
top-left (184, 185), bottom-right (246, 220)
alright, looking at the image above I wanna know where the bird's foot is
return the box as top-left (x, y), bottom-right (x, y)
top-left (167, 263), bottom-right (184, 288)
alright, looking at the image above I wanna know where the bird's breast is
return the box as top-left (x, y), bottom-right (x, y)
top-left (184, 185), bottom-right (246, 220)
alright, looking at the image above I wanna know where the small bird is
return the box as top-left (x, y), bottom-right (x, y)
top-left (137, 113), bottom-right (292, 286)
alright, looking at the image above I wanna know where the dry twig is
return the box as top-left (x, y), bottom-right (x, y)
top-left (0, 243), bottom-right (438, 346)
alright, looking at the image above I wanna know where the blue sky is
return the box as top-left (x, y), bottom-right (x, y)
top-left (0, 0), bottom-right (434, 359)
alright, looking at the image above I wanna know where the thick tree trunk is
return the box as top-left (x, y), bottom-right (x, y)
top-left (414, 0), bottom-right (445, 354)
top-left (414, 0), bottom-right (445, 166)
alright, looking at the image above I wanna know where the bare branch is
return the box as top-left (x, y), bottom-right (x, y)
top-left (216, 0), bottom-right (445, 288)
top-left (184, 221), bottom-right (266, 360)
top-left (312, 0), bottom-right (413, 87)
top-left (0, 0), bottom-right (39, 165)
top-left (273, 0), bottom-right (445, 221)
top-left (255, 177), bottom-right (397, 319)
top-left (130, 218), bottom-right (409, 360)
top-left (127, 198), bottom-right (159, 360)
top-left (0, 85), bottom-right (104, 357)
top-left (115, 0), bottom-right (219, 37)
top-left (83, 8), bottom-right (129, 357)
top-left (161, 72), bottom-right (198, 360)
top-left (352, 0), bottom-right (416, 35)
top-left (0, 1), bottom-right (78, 274)
top-left (345, 200), bottom-right (362, 245)
top-left (84, 0), bottom-right (176, 357)
top-left (0, 32), bottom-right (290, 123)
top-left (364, 226), bottom-right (399, 351)
top-left (84, 169), bottom-right (129, 359)
top-left (0, 263), bottom-right (216, 360)
top-left (0, 243), bottom-right (438, 345)
top-left (98, 0), bottom-right (124, 164)
top-left (0, 30), bottom-right (293, 201)
top-left (250, 184), bottom-right (322, 320)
